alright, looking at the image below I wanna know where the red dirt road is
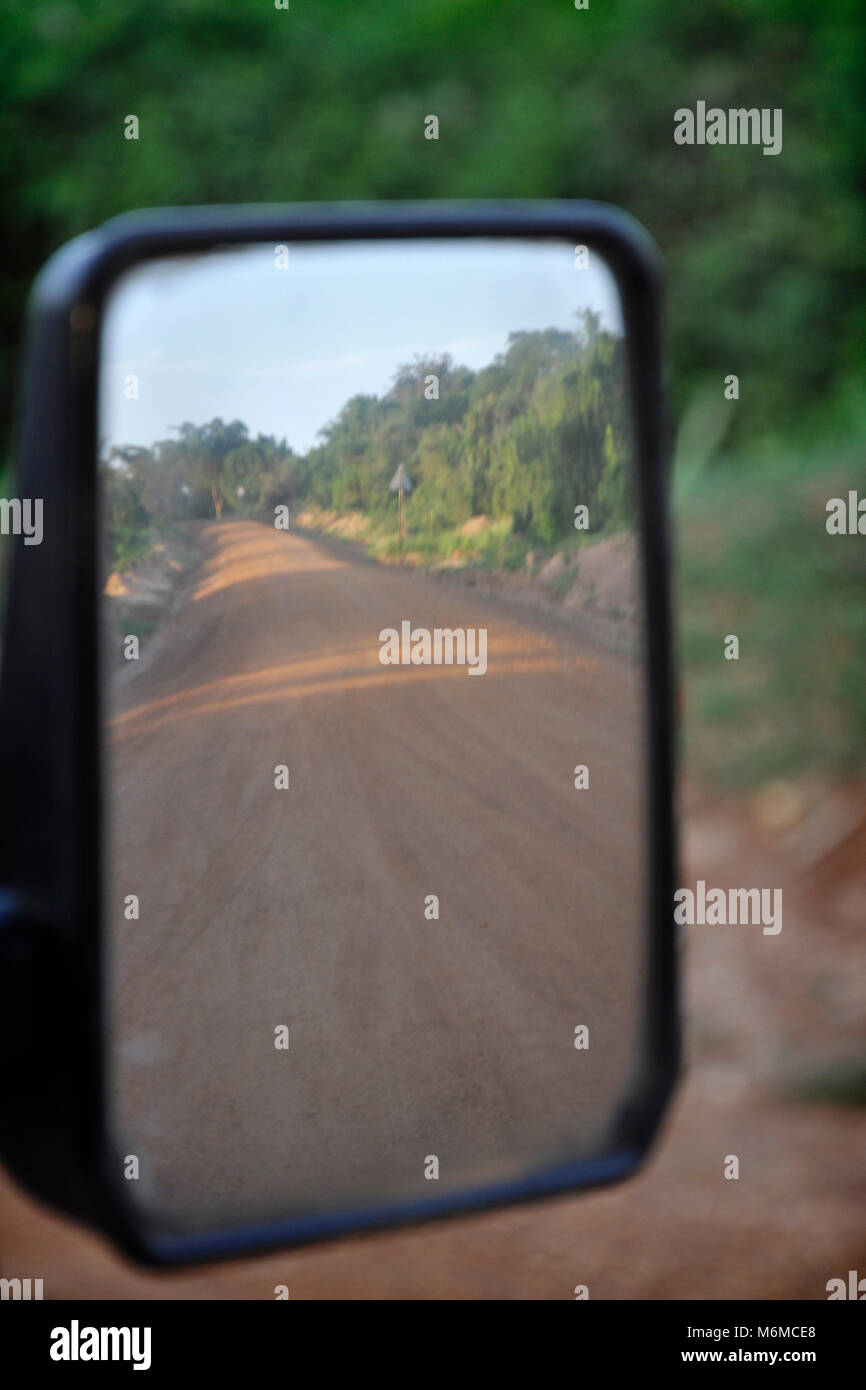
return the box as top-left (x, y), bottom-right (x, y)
top-left (104, 520), bottom-right (646, 1237)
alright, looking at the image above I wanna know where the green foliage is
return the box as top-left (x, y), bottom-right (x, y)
top-left (787, 1057), bottom-right (866, 1110)
top-left (677, 414), bottom-right (866, 786)
top-left (101, 457), bottom-right (151, 570)
top-left (101, 419), bottom-right (301, 570)
top-left (4, 0), bottom-right (865, 796)
top-left (1, 0), bottom-right (864, 457)
top-left (101, 319), bottom-right (631, 566)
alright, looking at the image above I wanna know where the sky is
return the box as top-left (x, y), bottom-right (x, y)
top-left (100, 238), bottom-right (624, 456)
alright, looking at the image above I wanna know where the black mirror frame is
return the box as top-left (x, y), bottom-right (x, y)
top-left (0, 200), bottom-right (678, 1266)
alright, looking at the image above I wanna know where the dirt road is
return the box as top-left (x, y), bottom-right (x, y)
top-left (105, 520), bottom-right (646, 1238)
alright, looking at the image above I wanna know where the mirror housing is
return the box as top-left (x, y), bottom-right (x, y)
top-left (0, 201), bottom-right (677, 1264)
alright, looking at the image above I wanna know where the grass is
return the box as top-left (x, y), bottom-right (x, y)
top-left (785, 1057), bottom-right (866, 1109)
top-left (300, 503), bottom-right (599, 578)
top-left (108, 521), bottom-right (201, 581)
top-left (675, 410), bottom-right (866, 789)
top-left (118, 617), bottom-right (156, 640)
top-left (371, 515), bottom-right (528, 570)
top-left (109, 523), bottom-right (151, 574)
top-left (157, 522), bottom-right (202, 578)
top-left (547, 567), bottom-right (578, 600)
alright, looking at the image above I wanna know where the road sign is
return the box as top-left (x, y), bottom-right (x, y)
top-left (389, 465), bottom-right (413, 539)
top-left (389, 465), bottom-right (413, 494)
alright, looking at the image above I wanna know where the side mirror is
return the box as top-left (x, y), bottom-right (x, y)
top-left (0, 201), bottom-right (677, 1264)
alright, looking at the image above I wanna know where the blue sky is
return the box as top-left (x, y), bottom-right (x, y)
top-left (100, 239), bottom-right (624, 456)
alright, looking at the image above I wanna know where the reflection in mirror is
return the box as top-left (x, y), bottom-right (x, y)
top-left (99, 239), bottom-right (646, 1237)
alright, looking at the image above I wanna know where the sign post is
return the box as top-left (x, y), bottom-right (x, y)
top-left (389, 464), bottom-right (413, 541)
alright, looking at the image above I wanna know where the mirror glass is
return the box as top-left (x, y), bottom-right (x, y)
top-left (99, 237), bottom-right (647, 1238)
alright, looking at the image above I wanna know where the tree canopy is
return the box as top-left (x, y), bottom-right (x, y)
top-left (3, 0), bottom-right (865, 470)
top-left (102, 315), bottom-right (633, 564)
